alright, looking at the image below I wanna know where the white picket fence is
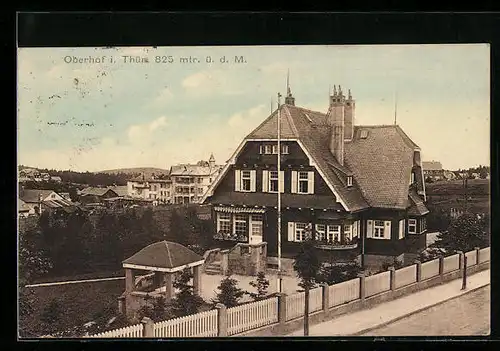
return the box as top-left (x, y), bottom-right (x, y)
top-left (465, 250), bottom-right (478, 266)
top-left (88, 323), bottom-right (144, 338)
top-left (285, 291), bottom-right (305, 321)
top-left (394, 265), bottom-right (417, 289)
top-left (443, 253), bottom-right (460, 273)
top-left (227, 297), bottom-right (278, 336)
top-left (365, 271), bottom-right (391, 297)
top-left (328, 278), bottom-right (360, 307)
top-left (310, 287), bottom-right (323, 313)
top-left (420, 259), bottom-right (440, 281)
top-left (479, 247), bottom-right (490, 263)
top-left (154, 309), bottom-right (218, 338)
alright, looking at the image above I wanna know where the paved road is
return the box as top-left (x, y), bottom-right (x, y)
top-left (359, 285), bottom-right (490, 336)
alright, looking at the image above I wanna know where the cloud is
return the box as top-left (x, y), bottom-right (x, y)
top-left (150, 87), bottom-right (174, 108)
top-left (127, 116), bottom-right (168, 142)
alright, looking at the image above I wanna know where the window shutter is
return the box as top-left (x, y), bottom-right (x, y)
top-left (216, 213), bottom-right (220, 232)
top-left (259, 145), bottom-right (263, 154)
top-left (398, 219), bottom-right (404, 239)
top-left (291, 171), bottom-right (298, 194)
top-left (366, 220), bottom-right (373, 238)
top-left (262, 170), bottom-right (269, 192)
top-left (279, 171), bottom-right (285, 193)
top-left (250, 170), bottom-right (257, 192)
top-left (353, 220), bottom-right (358, 237)
top-left (384, 221), bottom-right (392, 239)
top-left (308, 171), bottom-right (315, 194)
top-left (234, 170), bottom-right (241, 192)
top-left (287, 222), bottom-right (295, 241)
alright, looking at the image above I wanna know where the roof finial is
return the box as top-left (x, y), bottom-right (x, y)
top-left (338, 85), bottom-right (342, 96)
top-left (286, 69), bottom-right (291, 96)
top-left (333, 85), bottom-right (337, 96)
top-left (348, 89), bottom-right (352, 100)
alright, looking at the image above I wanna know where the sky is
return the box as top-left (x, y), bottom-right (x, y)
top-left (17, 44), bottom-right (490, 172)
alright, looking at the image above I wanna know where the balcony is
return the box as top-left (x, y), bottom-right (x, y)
top-left (314, 237), bottom-right (359, 251)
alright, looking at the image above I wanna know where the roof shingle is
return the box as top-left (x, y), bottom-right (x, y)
top-left (123, 241), bottom-right (203, 269)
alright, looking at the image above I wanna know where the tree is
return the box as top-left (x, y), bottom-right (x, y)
top-left (137, 295), bottom-right (169, 322)
top-left (430, 212), bottom-right (489, 254)
top-left (39, 298), bottom-right (65, 336)
top-left (212, 275), bottom-right (245, 308)
top-left (246, 271), bottom-right (270, 301)
top-left (317, 263), bottom-right (361, 286)
top-left (170, 268), bottom-right (205, 317)
top-left (293, 238), bottom-right (321, 336)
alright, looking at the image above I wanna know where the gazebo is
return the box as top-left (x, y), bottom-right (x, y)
top-left (121, 241), bottom-right (204, 312)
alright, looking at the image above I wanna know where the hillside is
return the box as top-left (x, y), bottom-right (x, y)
top-left (97, 167), bottom-right (170, 178)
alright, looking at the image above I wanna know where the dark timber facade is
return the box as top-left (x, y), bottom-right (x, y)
top-left (202, 85), bottom-right (429, 268)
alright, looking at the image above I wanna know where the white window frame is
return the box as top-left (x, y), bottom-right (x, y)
top-left (295, 222), bottom-right (310, 242)
top-left (298, 171), bottom-right (309, 194)
top-left (259, 145), bottom-right (263, 154)
top-left (420, 217), bottom-right (427, 233)
top-left (241, 170), bottom-right (252, 192)
top-left (282, 145), bottom-right (289, 154)
top-left (315, 224), bottom-right (326, 241)
top-left (217, 212), bottom-right (231, 234)
top-left (272, 144), bottom-right (278, 154)
top-left (408, 219), bottom-right (417, 234)
top-left (269, 171), bottom-right (279, 193)
top-left (327, 225), bottom-right (341, 242)
top-left (233, 214), bottom-right (248, 237)
top-left (250, 214), bottom-right (263, 237)
top-left (343, 224), bottom-right (352, 241)
top-left (264, 145), bottom-right (272, 154)
top-left (399, 219), bottom-right (405, 239)
top-left (347, 176), bottom-right (353, 187)
top-left (373, 220), bottom-right (385, 238)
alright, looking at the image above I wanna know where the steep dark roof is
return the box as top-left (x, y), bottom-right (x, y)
top-left (123, 241), bottom-right (203, 269)
top-left (208, 103), bottom-right (424, 212)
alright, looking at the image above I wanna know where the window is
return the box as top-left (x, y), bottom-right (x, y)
top-left (408, 219), bottom-right (417, 234)
top-left (217, 213), bottom-right (231, 233)
top-left (327, 225), bottom-right (341, 242)
top-left (410, 172), bottom-right (415, 185)
top-left (198, 177), bottom-right (204, 184)
top-left (269, 171), bottom-right (279, 192)
top-left (264, 145), bottom-right (272, 154)
top-left (344, 224), bottom-right (352, 240)
top-left (420, 218), bottom-right (427, 233)
top-left (259, 145), bottom-right (263, 154)
top-left (234, 214), bottom-right (248, 237)
top-left (241, 170), bottom-right (251, 191)
top-left (251, 214), bottom-right (263, 237)
top-left (347, 176), bottom-right (353, 187)
top-left (292, 171), bottom-right (314, 194)
top-left (360, 130), bottom-right (368, 139)
top-left (272, 144), bottom-right (278, 154)
top-left (298, 171), bottom-right (309, 194)
top-left (282, 145), bottom-right (289, 154)
top-left (315, 224), bottom-right (326, 241)
top-left (373, 220), bottom-right (385, 238)
top-left (295, 223), bottom-right (310, 242)
top-left (198, 188), bottom-right (204, 194)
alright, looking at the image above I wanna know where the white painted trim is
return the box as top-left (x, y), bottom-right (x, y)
top-left (296, 139), bottom-right (349, 211)
top-left (246, 138), bottom-right (299, 142)
top-left (123, 260), bottom-right (205, 273)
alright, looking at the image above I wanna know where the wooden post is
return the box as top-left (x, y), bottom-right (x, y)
top-left (462, 256), bottom-right (468, 290)
top-left (389, 266), bottom-right (396, 291)
top-left (457, 251), bottom-right (464, 271)
top-left (438, 256), bottom-right (445, 276)
top-left (164, 273), bottom-right (174, 302)
top-left (215, 303), bottom-right (228, 337)
top-left (141, 317), bottom-right (154, 338)
top-left (475, 247), bottom-right (481, 265)
top-left (277, 293), bottom-right (287, 326)
top-left (193, 265), bottom-right (201, 296)
top-left (322, 283), bottom-right (329, 312)
top-left (125, 268), bottom-right (135, 293)
top-left (358, 272), bottom-right (366, 302)
top-left (414, 260), bottom-right (422, 282)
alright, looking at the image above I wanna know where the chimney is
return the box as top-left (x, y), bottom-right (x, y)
top-left (209, 153), bottom-right (216, 170)
top-left (344, 89), bottom-right (355, 141)
top-left (328, 85), bottom-right (345, 165)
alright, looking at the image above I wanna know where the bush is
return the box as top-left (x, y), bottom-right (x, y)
top-left (246, 272), bottom-right (270, 301)
top-left (317, 263), bottom-right (361, 285)
top-left (170, 268), bottom-right (205, 318)
top-left (212, 275), bottom-right (245, 308)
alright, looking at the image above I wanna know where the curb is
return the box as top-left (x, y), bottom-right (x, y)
top-left (350, 283), bottom-right (490, 336)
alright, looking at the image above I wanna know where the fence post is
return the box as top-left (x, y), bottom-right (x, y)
top-left (475, 247), bottom-right (480, 265)
top-left (414, 260), bottom-right (422, 282)
top-left (358, 273), bottom-right (366, 302)
top-left (277, 293), bottom-right (287, 326)
top-left (141, 317), bottom-right (154, 338)
top-left (462, 255), bottom-right (468, 290)
top-left (321, 283), bottom-right (329, 313)
top-left (457, 251), bottom-right (464, 271)
top-left (215, 303), bottom-right (228, 337)
top-left (389, 266), bottom-right (396, 291)
top-left (438, 256), bottom-right (444, 276)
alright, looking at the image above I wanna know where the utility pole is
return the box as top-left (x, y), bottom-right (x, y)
top-left (277, 92), bottom-right (282, 294)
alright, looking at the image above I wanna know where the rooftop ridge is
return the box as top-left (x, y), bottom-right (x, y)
top-left (164, 241), bottom-right (173, 268)
top-left (282, 105), bottom-right (300, 137)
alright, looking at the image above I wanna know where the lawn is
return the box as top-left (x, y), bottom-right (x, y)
top-left (21, 279), bottom-right (125, 337)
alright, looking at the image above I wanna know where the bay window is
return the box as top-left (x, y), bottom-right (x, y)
top-left (315, 224), bottom-right (326, 241)
top-left (373, 220), bottom-right (385, 238)
top-left (420, 217), bottom-right (427, 233)
top-left (233, 214), bottom-right (248, 237)
top-left (408, 219), bottom-right (417, 234)
top-left (295, 223), bottom-right (310, 242)
top-left (327, 225), bottom-right (341, 242)
top-left (217, 213), bottom-right (231, 234)
top-left (343, 224), bottom-right (352, 241)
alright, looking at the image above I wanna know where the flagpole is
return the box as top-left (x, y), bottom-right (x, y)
top-left (277, 92), bottom-right (282, 294)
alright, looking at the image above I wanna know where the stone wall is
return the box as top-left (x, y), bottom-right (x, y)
top-left (227, 243), bottom-right (267, 276)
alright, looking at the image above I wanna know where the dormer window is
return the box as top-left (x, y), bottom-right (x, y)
top-left (360, 130), bottom-right (368, 139)
top-left (347, 176), bottom-right (353, 187)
